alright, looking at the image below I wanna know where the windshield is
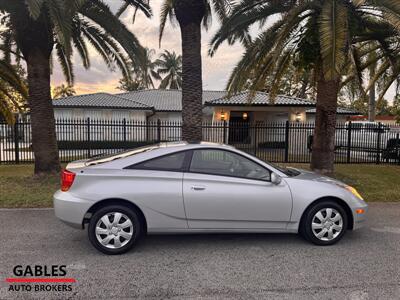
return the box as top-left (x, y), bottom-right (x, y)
top-left (86, 144), bottom-right (159, 166)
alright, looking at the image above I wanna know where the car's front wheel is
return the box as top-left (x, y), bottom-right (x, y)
top-left (88, 205), bottom-right (143, 254)
top-left (301, 201), bottom-right (348, 245)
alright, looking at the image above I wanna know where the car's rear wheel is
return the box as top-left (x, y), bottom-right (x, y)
top-left (301, 201), bottom-right (348, 245)
top-left (88, 205), bottom-right (143, 254)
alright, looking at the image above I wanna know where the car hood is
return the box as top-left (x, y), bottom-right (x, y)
top-left (288, 168), bottom-right (347, 188)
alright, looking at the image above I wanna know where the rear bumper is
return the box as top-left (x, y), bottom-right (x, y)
top-left (53, 190), bottom-right (93, 229)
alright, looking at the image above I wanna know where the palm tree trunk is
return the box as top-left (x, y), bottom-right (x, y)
top-left (26, 49), bottom-right (60, 174)
top-left (311, 74), bottom-right (340, 174)
top-left (175, 0), bottom-right (205, 142)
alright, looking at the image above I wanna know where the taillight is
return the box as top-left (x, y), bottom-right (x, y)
top-left (61, 169), bottom-right (76, 192)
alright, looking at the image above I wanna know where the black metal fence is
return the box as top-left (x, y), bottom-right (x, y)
top-left (1, 118), bottom-right (399, 165)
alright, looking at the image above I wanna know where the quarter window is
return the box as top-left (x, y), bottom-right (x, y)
top-left (129, 152), bottom-right (187, 171)
top-left (190, 149), bottom-right (270, 181)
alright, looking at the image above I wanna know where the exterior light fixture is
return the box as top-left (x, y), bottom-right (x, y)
top-left (220, 110), bottom-right (226, 121)
top-left (242, 112), bottom-right (248, 120)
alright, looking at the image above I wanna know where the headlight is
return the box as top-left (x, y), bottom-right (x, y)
top-left (345, 186), bottom-right (364, 200)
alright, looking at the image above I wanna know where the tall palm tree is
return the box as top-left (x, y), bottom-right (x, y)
top-left (0, 0), bottom-right (151, 174)
top-left (159, 0), bottom-right (234, 141)
top-left (156, 50), bottom-right (182, 89)
top-left (52, 84), bottom-right (76, 99)
top-left (0, 60), bottom-right (28, 123)
top-left (210, 0), bottom-right (400, 174)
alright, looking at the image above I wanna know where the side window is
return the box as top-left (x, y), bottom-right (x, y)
top-left (190, 149), bottom-right (270, 181)
top-left (128, 152), bottom-right (187, 171)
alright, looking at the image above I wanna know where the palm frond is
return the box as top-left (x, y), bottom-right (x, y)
top-left (318, 0), bottom-right (349, 80)
top-left (159, 0), bottom-right (174, 47)
top-left (210, 0), bottom-right (296, 55)
top-left (71, 18), bottom-right (90, 69)
top-left (119, 0), bottom-right (152, 18)
top-left (24, 0), bottom-right (45, 19)
top-left (46, 0), bottom-right (74, 54)
top-left (55, 43), bottom-right (74, 85)
top-left (81, 0), bottom-right (145, 66)
top-left (0, 60), bottom-right (28, 99)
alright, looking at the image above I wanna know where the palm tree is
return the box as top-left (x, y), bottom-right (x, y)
top-left (116, 78), bottom-right (144, 92)
top-left (210, 0), bottom-right (400, 174)
top-left (156, 50), bottom-right (182, 89)
top-left (119, 48), bottom-right (161, 90)
top-left (52, 84), bottom-right (76, 99)
top-left (0, 60), bottom-right (28, 124)
top-left (1, 0), bottom-right (151, 174)
top-left (159, 0), bottom-right (233, 141)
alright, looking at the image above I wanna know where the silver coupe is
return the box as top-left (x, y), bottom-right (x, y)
top-left (54, 142), bottom-right (368, 254)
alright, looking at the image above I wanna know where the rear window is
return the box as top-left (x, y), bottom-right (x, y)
top-left (86, 145), bottom-right (159, 166)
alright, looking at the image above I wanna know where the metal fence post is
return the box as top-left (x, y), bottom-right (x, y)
top-left (284, 121), bottom-right (290, 163)
top-left (14, 121), bottom-right (19, 164)
top-left (123, 118), bottom-right (127, 143)
top-left (346, 121), bottom-right (352, 163)
top-left (157, 119), bottom-right (161, 142)
top-left (223, 120), bottom-right (227, 144)
top-left (86, 117), bottom-right (91, 157)
top-left (376, 122), bottom-right (382, 164)
top-left (253, 123), bottom-right (258, 156)
top-left (396, 133), bottom-right (400, 165)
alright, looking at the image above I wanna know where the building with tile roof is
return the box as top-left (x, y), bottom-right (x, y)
top-left (53, 89), bottom-right (318, 124)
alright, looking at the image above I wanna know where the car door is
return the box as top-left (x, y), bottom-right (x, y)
top-left (183, 149), bottom-right (292, 229)
top-left (124, 151), bottom-right (191, 230)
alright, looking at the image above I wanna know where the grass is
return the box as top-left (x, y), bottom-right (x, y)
top-left (0, 163), bottom-right (399, 208)
top-left (282, 164), bottom-right (400, 202)
top-left (0, 164), bottom-right (60, 208)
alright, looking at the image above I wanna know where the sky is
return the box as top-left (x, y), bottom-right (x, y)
top-left (51, 0), bottom-right (397, 101)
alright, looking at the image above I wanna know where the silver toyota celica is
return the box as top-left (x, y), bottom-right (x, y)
top-left (54, 142), bottom-right (368, 254)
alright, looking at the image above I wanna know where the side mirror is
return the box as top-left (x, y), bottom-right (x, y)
top-left (271, 173), bottom-right (282, 185)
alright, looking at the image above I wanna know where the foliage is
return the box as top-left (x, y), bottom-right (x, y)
top-left (210, 0), bottom-right (400, 102)
top-left (117, 49), bottom-right (182, 91)
top-left (0, 61), bottom-right (27, 124)
top-left (117, 78), bottom-right (144, 92)
top-left (52, 84), bottom-right (76, 99)
top-left (0, 0), bottom-right (152, 87)
top-left (117, 48), bottom-right (160, 91)
top-left (392, 95), bottom-right (400, 123)
top-left (155, 50), bottom-right (182, 89)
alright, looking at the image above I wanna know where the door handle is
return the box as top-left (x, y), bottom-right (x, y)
top-left (191, 186), bottom-right (206, 191)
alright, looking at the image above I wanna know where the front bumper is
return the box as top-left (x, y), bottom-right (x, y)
top-left (352, 203), bottom-right (368, 230)
top-left (53, 190), bottom-right (94, 229)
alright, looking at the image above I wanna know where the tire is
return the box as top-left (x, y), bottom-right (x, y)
top-left (300, 200), bottom-right (348, 246)
top-left (88, 205), bottom-right (143, 255)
